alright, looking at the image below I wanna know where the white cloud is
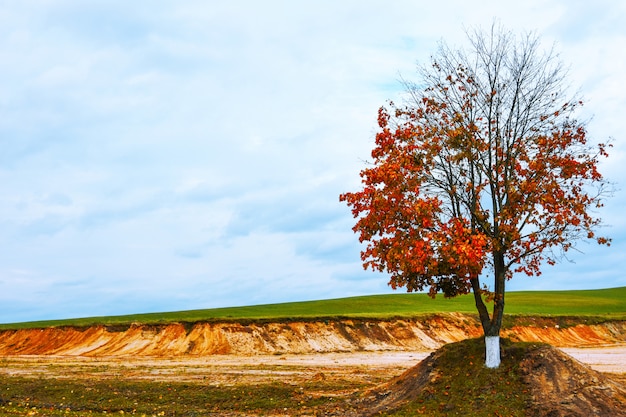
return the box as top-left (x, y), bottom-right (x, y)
top-left (0, 0), bottom-right (624, 323)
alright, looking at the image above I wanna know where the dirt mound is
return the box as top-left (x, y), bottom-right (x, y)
top-left (0, 315), bottom-right (624, 357)
top-left (349, 340), bottom-right (626, 417)
top-left (350, 350), bottom-right (436, 415)
top-left (520, 345), bottom-right (626, 416)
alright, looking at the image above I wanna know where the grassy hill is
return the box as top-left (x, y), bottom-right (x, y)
top-left (2, 286), bottom-right (625, 330)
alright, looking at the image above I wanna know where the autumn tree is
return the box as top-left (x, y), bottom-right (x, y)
top-left (340, 25), bottom-right (611, 368)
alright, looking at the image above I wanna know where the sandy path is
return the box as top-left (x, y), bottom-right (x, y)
top-left (1, 346), bottom-right (624, 387)
top-left (0, 352), bottom-right (427, 386)
top-left (560, 346), bottom-right (626, 374)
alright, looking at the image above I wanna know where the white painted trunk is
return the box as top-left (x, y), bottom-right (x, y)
top-left (485, 336), bottom-right (501, 368)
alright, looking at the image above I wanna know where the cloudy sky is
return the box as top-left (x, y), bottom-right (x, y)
top-left (1, 1), bottom-right (624, 323)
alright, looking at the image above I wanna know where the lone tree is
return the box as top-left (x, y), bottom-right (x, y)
top-left (340, 25), bottom-right (611, 368)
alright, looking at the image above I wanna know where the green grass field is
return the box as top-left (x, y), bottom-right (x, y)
top-left (2, 286), bottom-right (625, 330)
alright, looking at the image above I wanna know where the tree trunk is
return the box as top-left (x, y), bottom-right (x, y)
top-left (485, 336), bottom-right (500, 368)
top-left (470, 251), bottom-right (507, 368)
top-left (470, 275), bottom-right (491, 331)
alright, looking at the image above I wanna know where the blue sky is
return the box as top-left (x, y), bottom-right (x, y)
top-left (1, 1), bottom-right (624, 323)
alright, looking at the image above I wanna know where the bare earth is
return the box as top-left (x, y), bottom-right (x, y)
top-left (1, 346), bottom-right (624, 387)
top-left (0, 317), bottom-right (624, 403)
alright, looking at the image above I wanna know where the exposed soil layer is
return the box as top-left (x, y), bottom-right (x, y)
top-left (0, 315), bottom-right (625, 416)
top-left (1, 314), bottom-right (624, 356)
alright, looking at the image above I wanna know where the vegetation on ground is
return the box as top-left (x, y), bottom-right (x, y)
top-left (0, 376), bottom-right (348, 416)
top-left (0, 338), bottom-right (562, 416)
top-left (372, 338), bottom-right (533, 416)
top-left (1, 286), bottom-right (625, 330)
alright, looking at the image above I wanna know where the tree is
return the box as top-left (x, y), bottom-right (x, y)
top-left (340, 25), bottom-right (611, 368)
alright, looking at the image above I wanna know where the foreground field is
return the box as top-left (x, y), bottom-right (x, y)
top-left (2, 352), bottom-right (417, 416)
top-left (1, 343), bottom-right (624, 416)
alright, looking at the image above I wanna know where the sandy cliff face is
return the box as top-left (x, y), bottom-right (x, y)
top-left (0, 313), bottom-right (624, 357)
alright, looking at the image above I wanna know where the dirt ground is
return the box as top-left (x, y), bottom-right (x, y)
top-left (2, 346), bottom-right (624, 387)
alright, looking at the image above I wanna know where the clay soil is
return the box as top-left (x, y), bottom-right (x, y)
top-left (0, 316), bottom-right (625, 415)
top-left (1, 315), bottom-right (625, 387)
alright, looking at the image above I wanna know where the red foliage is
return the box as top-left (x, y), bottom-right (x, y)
top-left (340, 84), bottom-right (610, 300)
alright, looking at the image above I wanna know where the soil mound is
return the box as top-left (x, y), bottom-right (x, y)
top-left (520, 345), bottom-right (626, 416)
top-left (348, 339), bottom-right (626, 416)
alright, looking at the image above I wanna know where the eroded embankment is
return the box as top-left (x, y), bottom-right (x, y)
top-left (0, 313), bottom-right (624, 357)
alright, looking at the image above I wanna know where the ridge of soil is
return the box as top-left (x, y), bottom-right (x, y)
top-left (520, 345), bottom-right (626, 416)
top-left (0, 313), bottom-right (624, 356)
top-left (347, 340), bottom-right (626, 417)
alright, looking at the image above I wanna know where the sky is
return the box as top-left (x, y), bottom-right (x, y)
top-left (1, 1), bottom-right (625, 323)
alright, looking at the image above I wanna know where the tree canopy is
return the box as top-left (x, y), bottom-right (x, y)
top-left (340, 25), bottom-right (611, 365)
